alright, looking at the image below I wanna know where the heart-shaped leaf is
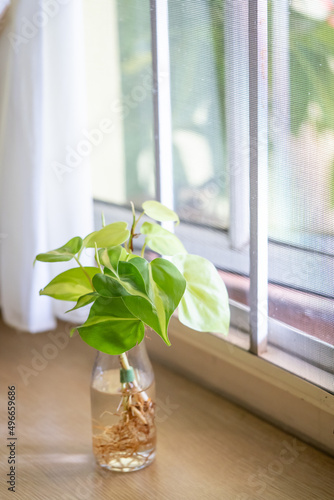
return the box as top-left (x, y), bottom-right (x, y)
top-left (172, 254), bottom-right (230, 335)
top-left (140, 222), bottom-right (187, 256)
top-left (34, 237), bottom-right (83, 263)
top-left (142, 200), bottom-right (179, 224)
top-left (77, 297), bottom-right (145, 354)
top-left (39, 267), bottom-right (98, 301)
top-left (83, 222), bottom-right (130, 248)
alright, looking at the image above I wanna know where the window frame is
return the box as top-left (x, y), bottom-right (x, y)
top-left (150, 0), bottom-right (333, 372)
top-left (94, 0), bottom-right (334, 456)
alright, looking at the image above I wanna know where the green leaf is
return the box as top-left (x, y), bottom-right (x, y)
top-left (118, 257), bottom-right (150, 296)
top-left (140, 222), bottom-right (187, 256)
top-left (172, 254), bottom-right (230, 335)
top-left (123, 258), bottom-right (186, 345)
top-left (126, 253), bottom-right (140, 261)
top-left (149, 258), bottom-right (187, 341)
top-left (142, 200), bottom-right (179, 224)
top-left (83, 222), bottom-right (130, 248)
top-left (92, 256), bottom-right (185, 346)
top-left (39, 267), bottom-right (98, 301)
top-left (34, 237), bottom-right (83, 264)
top-left (121, 295), bottom-right (163, 340)
top-left (66, 292), bottom-right (99, 312)
top-left (77, 297), bottom-right (145, 354)
top-left (93, 273), bottom-right (131, 298)
top-left (93, 264), bottom-right (163, 337)
top-left (94, 258), bottom-right (151, 300)
top-left (98, 246), bottom-right (127, 276)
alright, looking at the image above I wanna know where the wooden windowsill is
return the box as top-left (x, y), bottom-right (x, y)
top-left (0, 319), bottom-right (333, 499)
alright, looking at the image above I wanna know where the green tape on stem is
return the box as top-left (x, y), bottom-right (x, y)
top-left (120, 367), bottom-right (135, 383)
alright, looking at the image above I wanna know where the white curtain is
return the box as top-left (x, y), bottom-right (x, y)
top-left (0, 0), bottom-right (94, 333)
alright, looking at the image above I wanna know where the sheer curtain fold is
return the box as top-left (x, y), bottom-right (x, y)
top-left (0, 0), bottom-right (94, 333)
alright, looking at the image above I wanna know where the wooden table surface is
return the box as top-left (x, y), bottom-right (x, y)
top-left (0, 319), bottom-right (333, 500)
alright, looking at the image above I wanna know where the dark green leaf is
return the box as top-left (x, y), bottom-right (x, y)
top-left (93, 256), bottom-right (186, 345)
top-left (150, 258), bottom-right (186, 340)
top-left (118, 257), bottom-right (150, 296)
top-left (123, 258), bottom-right (186, 345)
top-left (77, 297), bottom-right (145, 354)
top-left (94, 257), bottom-right (153, 300)
top-left (121, 295), bottom-right (162, 339)
top-left (93, 273), bottom-right (131, 298)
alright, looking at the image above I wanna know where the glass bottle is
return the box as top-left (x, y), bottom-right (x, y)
top-left (90, 341), bottom-right (156, 472)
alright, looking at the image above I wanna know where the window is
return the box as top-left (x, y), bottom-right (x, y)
top-left (85, 0), bottom-right (334, 452)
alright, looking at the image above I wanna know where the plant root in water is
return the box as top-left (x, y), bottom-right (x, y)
top-left (93, 396), bottom-right (156, 468)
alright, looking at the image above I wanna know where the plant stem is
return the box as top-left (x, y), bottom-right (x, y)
top-left (119, 352), bottom-right (131, 370)
top-left (119, 350), bottom-right (149, 403)
top-left (74, 256), bottom-right (94, 290)
top-left (136, 211), bottom-right (145, 225)
top-left (141, 242), bottom-right (147, 258)
top-left (127, 202), bottom-right (145, 253)
top-left (119, 353), bottom-right (131, 417)
top-left (94, 243), bottom-right (103, 273)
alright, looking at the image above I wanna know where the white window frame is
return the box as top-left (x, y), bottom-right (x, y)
top-left (94, 0), bottom-right (334, 455)
top-left (148, 0), bottom-right (334, 370)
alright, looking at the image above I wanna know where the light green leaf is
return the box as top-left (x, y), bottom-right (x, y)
top-left (39, 267), bottom-right (98, 301)
top-left (83, 222), bottom-right (130, 248)
top-left (140, 222), bottom-right (187, 256)
top-left (77, 297), bottom-right (145, 354)
top-left (142, 200), bottom-right (179, 224)
top-left (66, 292), bottom-right (99, 312)
top-left (172, 254), bottom-right (230, 335)
top-left (34, 237), bottom-right (83, 264)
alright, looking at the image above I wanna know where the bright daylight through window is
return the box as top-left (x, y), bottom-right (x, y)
top-left (85, 0), bottom-right (334, 393)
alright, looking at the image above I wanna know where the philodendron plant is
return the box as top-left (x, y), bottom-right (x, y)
top-left (35, 200), bottom-right (230, 471)
top-left (35, 200), bottom-right (230, 354)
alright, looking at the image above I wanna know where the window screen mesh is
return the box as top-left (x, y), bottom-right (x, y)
top-left (168, 0), bottom-right (229, 229)
top-left (87, 0), bottom-right (155, 206)
top-left (268, 1), bottom-right (334, 349)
